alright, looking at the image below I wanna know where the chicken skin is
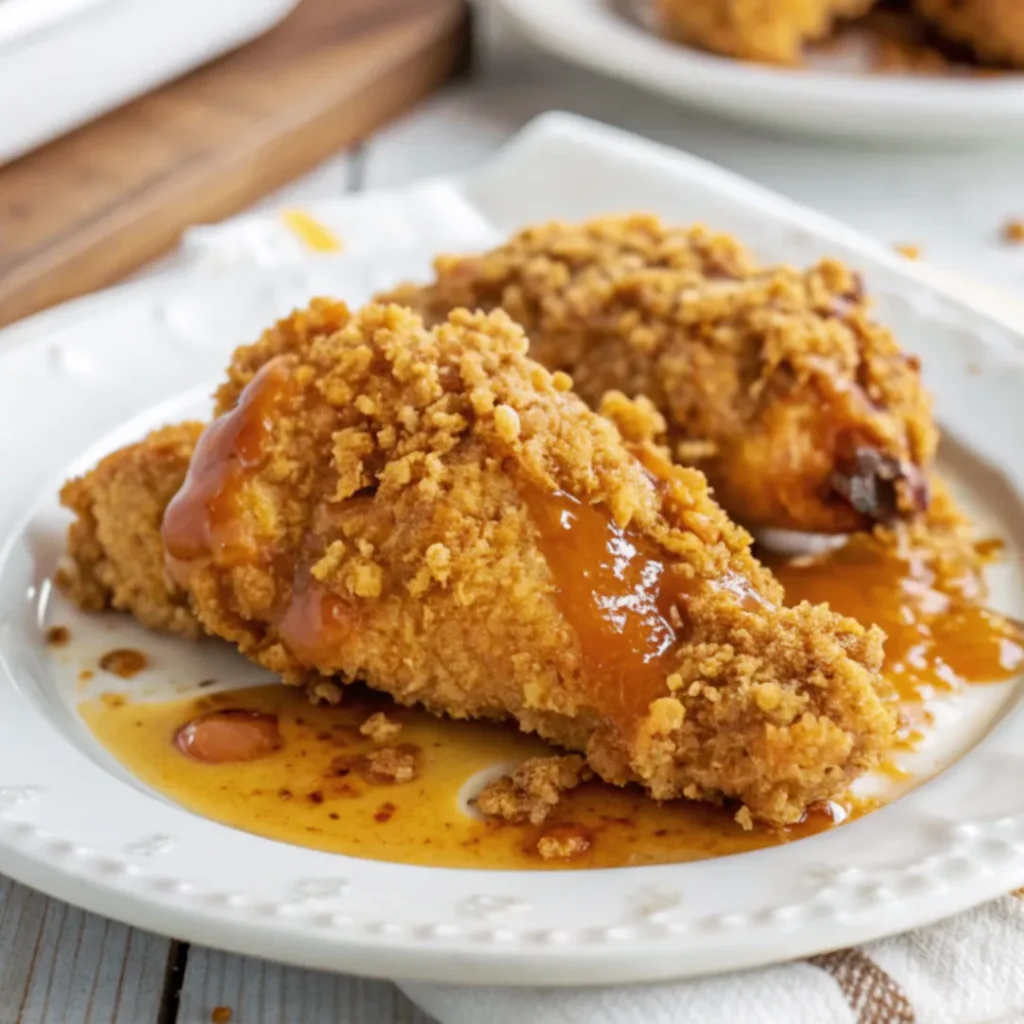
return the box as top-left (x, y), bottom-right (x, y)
top-left (160, 299), bottom-right (894, 825)
top-left (379, 215), bottom-right (937, 535)
top-left (58, 422), bottom-right (204, 638)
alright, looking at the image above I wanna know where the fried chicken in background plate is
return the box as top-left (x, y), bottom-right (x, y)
top-left (160, 299), bottom-right (894, 825)
top-left (915, 0), bottom-right (1024, 67)
top-left (58, 422), bottom-right (204, 638)
top-left (652, 0), bottom-right (878, 64)
top-left (378, 215), bottom-right (937, 535)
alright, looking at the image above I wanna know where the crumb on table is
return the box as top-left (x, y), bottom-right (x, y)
top-left (210, 1008), bottom-right (233, 1024)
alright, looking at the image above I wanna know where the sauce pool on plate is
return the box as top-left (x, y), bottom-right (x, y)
top-left (77, 528), bottom-right (1023, 870)
top-left (80, 684), bottom-right (839, 871)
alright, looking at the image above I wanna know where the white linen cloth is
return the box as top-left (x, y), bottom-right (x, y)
top-left (188, 205), bottom-right (1024, 1024)
top-left (400, 896), bottom-right (1024, 1024)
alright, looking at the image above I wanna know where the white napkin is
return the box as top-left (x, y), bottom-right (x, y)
top-left (187, 203), bottom-right (1024, 1024)
top-left (398, 895), bottom-right (1024, 1024)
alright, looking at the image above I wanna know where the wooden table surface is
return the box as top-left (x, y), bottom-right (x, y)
top-left (6, 8), bottom-right (1024, 1021)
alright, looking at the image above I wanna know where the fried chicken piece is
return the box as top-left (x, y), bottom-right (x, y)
top-left (653, 0), bottom-right (878, 64)
top-left (56, 303), bottom-right (359, 635)
top-left (475, 755), bottom-right (593, 825)
top-left (58, 422), bottom-right (205, 638)
top-left (161, 300), bottom-right (894, 825)
top-left (378, 216), bottom-right (937, 535)
top-left (915, 0), bottom-right (1024, 67)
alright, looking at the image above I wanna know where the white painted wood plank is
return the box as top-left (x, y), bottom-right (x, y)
top-left (175, 949), bottom-right (436, 1024)
top-left (0, 876), bottom-right (171, 1024)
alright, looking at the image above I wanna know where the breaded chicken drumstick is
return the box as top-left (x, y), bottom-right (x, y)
top-left (653, 0), bottom-right (877, 64)
top-left (380, 216), bottom-right (937, 535)
top-left (158, 299), bottom-right (894, 825)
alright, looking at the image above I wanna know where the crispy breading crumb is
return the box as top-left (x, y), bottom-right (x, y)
top-left (734, 805), bottom-right (754, 831)
top-left (363, 745), bottom-right (419, 784)
top-left (598, 390), bottom-right (666, 445)
top-left (537, 830), bottom-right (591, 861)
top-left (493, 403), bottom-right (522, 442)
top-left (1003, 219), bottom-right (1024, 244)
top-left (311, 681), bottom-right (343, 705)
top-left (475, 755), bottom-right (593, 825)
top-left (359, 711), bottom-right (402, 743)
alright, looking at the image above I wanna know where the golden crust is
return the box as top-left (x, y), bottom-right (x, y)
top-left (58, 422), bottom-right (205, 638)
top-left (168, 300), bottom-right (895, 825)
top-left (654, 0), bottom-right (877, 64)
top-left (915, 0), bottom-right (1024, 67)
top-left (475, 755), bottom-right (593, 825)
top-left (378, 215), bottom-right (937, 534)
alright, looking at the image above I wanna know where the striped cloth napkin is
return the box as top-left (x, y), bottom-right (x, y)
top-left (400, 893), bottom-right (1024, 1024)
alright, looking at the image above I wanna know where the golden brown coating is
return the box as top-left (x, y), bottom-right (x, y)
top-left (162, 300), bottom-right (894, 824)
top-left (876, 474), bottom-right (993, 589)
top-left (475, 755), bottom-right (593, 826)
top-left (653, 0), bottom-right (878, 64)
top-left (915, 0), bottom-right (1024, 67)
top-left (379, 215), bottom-right (937, 534)
top-left (58, 423), bottom-right (205, 638)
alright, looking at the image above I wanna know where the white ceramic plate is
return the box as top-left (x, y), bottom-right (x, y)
top-left (2, 114), bottom-right (1024, 986)
top-left (496, 0), bottom-right (1024, 141)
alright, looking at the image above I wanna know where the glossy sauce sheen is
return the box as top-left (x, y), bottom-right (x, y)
top-left (523, 488), bottom-right (691, 724)
top-left (161, 359), bottom-right (357, 669)
top-left (768, 535), bottom-right (1024, 701)
top-left (81, 685), bottom-right (836, 870)
top-left (162, 358), bottom-right (292, 573)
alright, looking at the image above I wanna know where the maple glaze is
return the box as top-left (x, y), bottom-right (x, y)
top-left (524, 488), bottom-right (686, 724)
top-left (524, 485), bottom-right (765, 726)
top-left (162, 357), bottom-right (293, 575)
top-left (768, 534), bottom-right (1024, 701)
top-left (81, 685), bottom-right (840, 871)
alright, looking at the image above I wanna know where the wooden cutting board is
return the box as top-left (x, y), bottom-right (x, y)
top-left (0, 0), bottom-right (471, 328)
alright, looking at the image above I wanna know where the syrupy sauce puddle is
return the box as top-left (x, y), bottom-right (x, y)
top-left (80, 685), bottom-right (839, 871)
top-left (83, 474), bottom-right (1024, 869)
top-left (766, 531), bottom-right (1024, 772)
top-left (766, 534), bottom-right (1024, 704)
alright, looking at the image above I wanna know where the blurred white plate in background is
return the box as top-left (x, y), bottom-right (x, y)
top-left (496, 0), bottom-right (1024, 142)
